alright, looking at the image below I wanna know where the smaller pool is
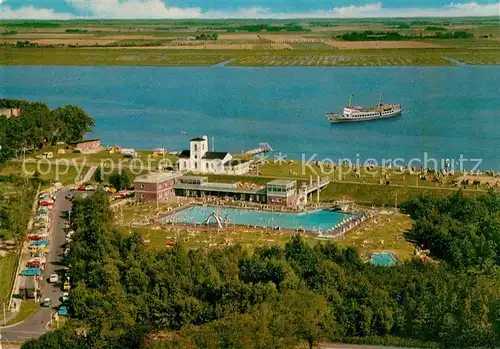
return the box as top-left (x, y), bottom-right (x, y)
top-left (370, 252), bottom-right (398, 266)
top-left (161, 205), bottom-right (350, 232)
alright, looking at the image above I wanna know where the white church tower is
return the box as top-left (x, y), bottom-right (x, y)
top-left (189, 136), bottom-right (208, 171)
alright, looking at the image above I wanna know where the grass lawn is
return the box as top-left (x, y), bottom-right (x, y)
top-left (118, 214), bottom-right (414, 261)
top-left (0, 161), bottom-right (89, 185)
top-left (118, 202), bottom-right (179, 225)
top-left (334, 213), bottom-right (414, 261)
top-left (120, 225), bottom-right (319, 252)
top-left (202, 164), bottom-right (491, 206)
top-left (0, 251), bottom-right (18, 305)
top-left (6, 300), bottom-right (39, 326)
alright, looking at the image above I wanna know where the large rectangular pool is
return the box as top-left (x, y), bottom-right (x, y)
top-left (161, 205), bottom-right (350, 232)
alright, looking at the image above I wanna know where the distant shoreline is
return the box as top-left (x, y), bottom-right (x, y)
top-left (1, 47), bottom-right (498, 67)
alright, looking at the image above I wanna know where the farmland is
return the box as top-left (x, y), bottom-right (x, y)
top-left (2, 46), bottom-right (499, 66)
top-left (0, 17), bottom-right (498, 66)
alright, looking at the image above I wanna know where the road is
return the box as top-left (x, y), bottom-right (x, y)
top-left (1, 188), bottom-right (72, 342)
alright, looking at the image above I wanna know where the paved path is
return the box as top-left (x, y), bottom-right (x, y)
top-left (0, 189), bottom-right (71, 342)
top-left (79, 166), bottom-right (98, 185)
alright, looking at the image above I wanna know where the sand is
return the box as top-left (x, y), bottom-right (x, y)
top-left (88, 44), bottom-right (256, 50)
top-left (218, 33), bottom-right (261, 40)
top-left (260, 35), bottom-right (317, 43)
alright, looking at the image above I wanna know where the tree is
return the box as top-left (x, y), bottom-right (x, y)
top-left (52, 105), bottom-right (94, 143)
top-left (93, 167), bottom-right (103, 183)
top-left (108, 171), bottom-right (131, 191)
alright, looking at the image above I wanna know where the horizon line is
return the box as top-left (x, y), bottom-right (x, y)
top-left (1, 15), bottom-right (499, 21)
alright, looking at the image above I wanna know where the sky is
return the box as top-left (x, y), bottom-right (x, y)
top-left (0, 0), bottom-right (499, 19)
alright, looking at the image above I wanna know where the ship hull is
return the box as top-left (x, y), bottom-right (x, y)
top-left (327, 108), bottom-right (402, 123)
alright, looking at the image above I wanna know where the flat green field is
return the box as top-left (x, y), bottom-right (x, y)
top-left (122, 226), bottom-right (319, 252)
top-left (0, 251), bottom-right (18, 305)
top-left (6, 300), bottom-right (38, 326)
top-left (333, 213), bottom-right (415, 261)
top-left (0, 161), bottom-right (90, 185)
top-left (0, 48), bottom-right (237, 66)
top-left (2, 47), bottom-right (499, 66)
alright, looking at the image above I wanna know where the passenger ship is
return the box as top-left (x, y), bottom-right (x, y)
top-left (327, 93), bottom-right (402, 123)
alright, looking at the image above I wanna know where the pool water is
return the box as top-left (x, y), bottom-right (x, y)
top-left (162, 206), bottom-right (350, 232)
top-left (370, 252), bottom-right (398, 266)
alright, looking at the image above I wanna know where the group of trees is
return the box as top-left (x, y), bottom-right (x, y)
top-left (0, 99), bottom-right (94, 163)
top-left (340, 30), bottom-right (473, 41)
top-left (402, 191), bottom-right (500, 269)
top-left (195, 33), bottom-right (218, 41)
top-left (23, 190), bottom-right (500, 349)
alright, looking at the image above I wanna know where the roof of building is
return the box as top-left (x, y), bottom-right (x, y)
top-left (69, 139), bottom-right (100, 145)
top-left (179, 150), bottom-right (191, 159)
top-left (134, 171), bottom-right (182, 184)
top-left (178, 176), bottom-right (208, 181)
top-left (224, 159), bottom-right (250, 168)
top-left (190, 137), bottom-right (206, 142)
top-left (174, 183), bottom-right (266, 195)
top-left (267, 179), bottom-right (297, 186)
top-left (203, 152), bottom-right (230, 160)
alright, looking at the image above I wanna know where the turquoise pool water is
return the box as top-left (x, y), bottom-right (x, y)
top-left (370, 252), bottom-right (398, 266)
top-left (162, 206), bottom-right (350, 232)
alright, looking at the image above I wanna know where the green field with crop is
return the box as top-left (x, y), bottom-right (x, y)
top-left (2, 47), bottom-right (498, 66)
top-left (0, 47), bottom-right (236, 66)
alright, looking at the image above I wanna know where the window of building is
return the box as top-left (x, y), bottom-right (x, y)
top-left (206, 163), bottom-right (209, 169)
top-left (194, 144), bottom-right (198, 151)
top-left (195, 155), bottom-right (198, 159)
top-left (195, 162), bottom-right (198, 169)
top-left (140, 184), bottom-right (145, 189)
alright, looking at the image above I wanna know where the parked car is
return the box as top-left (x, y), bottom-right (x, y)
top-left (41, 298), bottom-right (52, 307)
top-left (85, 185), bottom-right (95, 191)
top-left (58, 305), bottom-right (68, 316)
top-left (62, 292), bottom-right (69, 302)
top-left (63, 278), bottom-right (71, 291)
top-left (49, 273), bottom-right (59, 283)
top-left (65, 193), bottom-right (73, 200)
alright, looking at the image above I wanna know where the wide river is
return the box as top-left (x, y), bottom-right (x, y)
top-left (1, 65), bottom-right (499, 169)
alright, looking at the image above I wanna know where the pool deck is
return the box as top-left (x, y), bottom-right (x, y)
top-left (156, 201), bottom-right (376, 237)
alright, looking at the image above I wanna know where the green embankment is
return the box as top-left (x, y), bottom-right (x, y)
top-left (0, 252), bottom-right (18, 305)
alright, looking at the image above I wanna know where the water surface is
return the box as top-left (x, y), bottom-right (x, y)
top-left (162, 205), bottom-right (350, 232)
top-left (1, 65), bottom-right (498, 169)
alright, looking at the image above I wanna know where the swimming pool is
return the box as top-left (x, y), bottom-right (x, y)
top-left (161, 205), bottom-right (350, 232)
top-left (370, 252), bottom-right (398, 266)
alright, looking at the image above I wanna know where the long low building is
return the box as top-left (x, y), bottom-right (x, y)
top-left (174, 176), bottom-right (268, 204)
top-left (134, 172), bottom-right (300, 207)
top-left (134, 171), bottom-right (328, 207)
